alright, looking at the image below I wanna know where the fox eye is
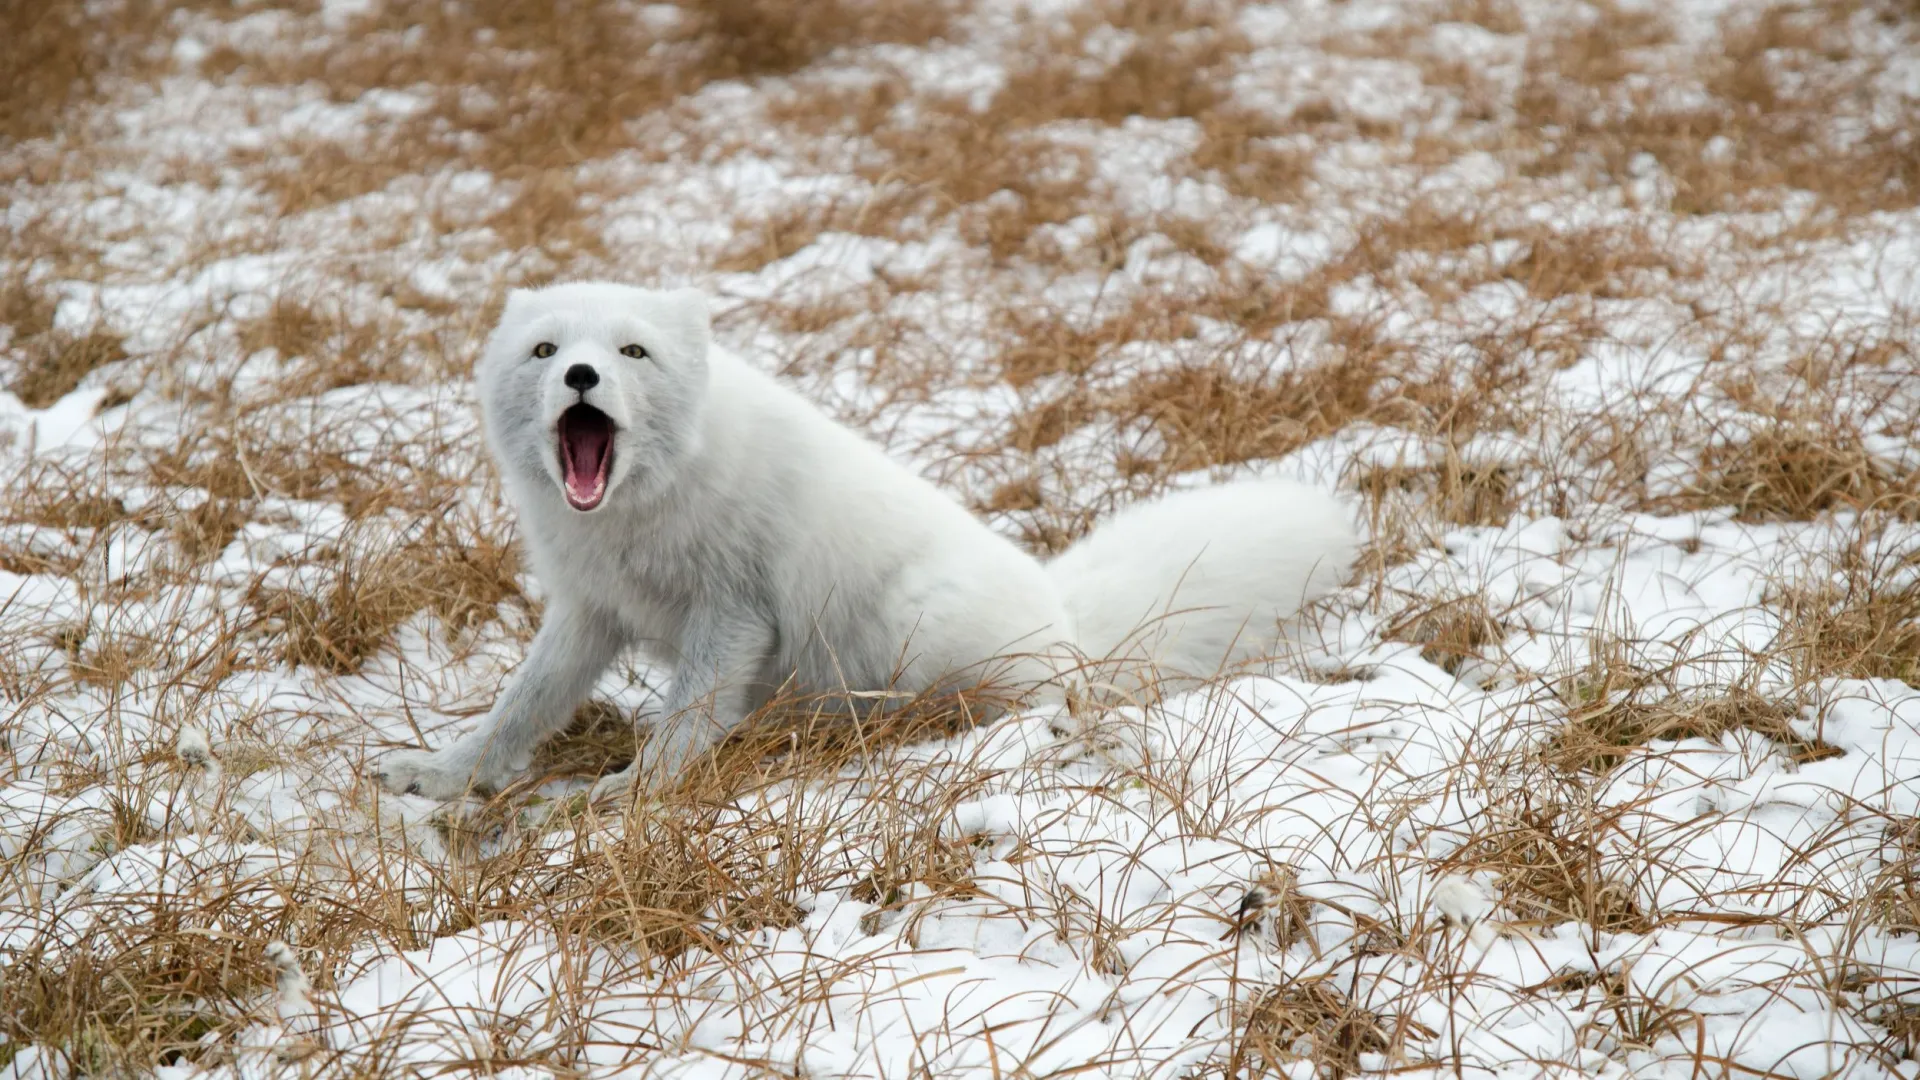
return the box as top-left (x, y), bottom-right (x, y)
top-left (532, 342), bottom-right (557, 358)
top-left (620, 344), bottom-right (649, 360)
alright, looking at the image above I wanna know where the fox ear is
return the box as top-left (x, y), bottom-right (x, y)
top-left (656, 287), bottom-right (712, 359)
top-left (500, 288), bottom-right (536, 323)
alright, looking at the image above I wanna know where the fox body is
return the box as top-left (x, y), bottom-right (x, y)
top-left (374, 283), bottom-right (1354, 801)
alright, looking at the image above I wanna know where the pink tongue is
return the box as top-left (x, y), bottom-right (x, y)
top-left (563, 425), bottom-right (610, 503)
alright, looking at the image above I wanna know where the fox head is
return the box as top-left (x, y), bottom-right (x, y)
top-left (477, 282), bottom-right (712, 512)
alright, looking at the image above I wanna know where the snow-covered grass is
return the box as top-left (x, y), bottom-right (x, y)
top-left (3, 0), bottom-right (1920, 1076)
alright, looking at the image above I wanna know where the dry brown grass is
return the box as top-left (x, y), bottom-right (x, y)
top-left (245, 516), bottom-right (522, 674)
top-left (10, 328), bottom-right (125, 409)
top-left (1119, 357), bottom-right (1384, 476)
top-left (478, 698), bottom-right (997, 971)
top-left (1683, 422), bottom-right (1919, 522)
top-left (529, 699), bottom-right (642, 783)
top-left (1548, 688), bottom-right (1841, 774)
top-left (0, 0), bottom-right (172, 147)
top-left (170, 498), bottom-right (246, 565)
top-left (687, 0), bottom-right (955, 80)
top-left (1499, 223), bottom-right (1686, 301)
top-left (4, 0), bottom-right (1920, 1071)
top-left (553, 794), bottom-right (980, 970)
top-left (1, 461), bottom-right (134, 531)
top-left (1227, 977), bottom-right (1399, 1079)
top-left (1382, 595), bottom-right (1506, 676)
top-left (1357, 459), bottom-right (1516, 529)
top-left (222, 3), bottom-right (674, 188)
top-left (997, 0), bottom-right (1247, 126)
top-left (1192, 106), bottom-right (1314, 205)
top-left (1775, 541), bottom-right (1920, 686)
top-left (857, 99), bottom-right (1097, 263)
top-left (1, 273), bottom-right (127, 409)
top-left (752, 1), bottom-right (1256, 265)
top-left (1440, 786), bottom-right (1649, 933)
top-left (1862, 816), bottom-right (1920, 936)
top-left (712, 190), bottom-right (930, 274)
top-left (64, 627), bottom-right (167, 689)
top-left (1517, 1), bottom-right (1920, 218)
top-left (142, 410), bottom-right (474, 520)
top-left (233, 298), bottom-right (395, 396)
top-left (0, 908), bottom-right (277, 1073)
top-left (555, 807), bottom-right (810, 963)
top-left (208, 0), bottom-right (955, 221)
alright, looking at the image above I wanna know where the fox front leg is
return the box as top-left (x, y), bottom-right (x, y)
top-left (590, 605), bottom-right (775, 803)
top-left (376, 602), bottom-right (624, 799)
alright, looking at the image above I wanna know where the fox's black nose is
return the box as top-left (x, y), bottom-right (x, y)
top-left (563, 364), bottom-right (599, 392)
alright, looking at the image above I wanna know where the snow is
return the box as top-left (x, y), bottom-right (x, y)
top-left (3, 0), bottom-right (1919, 1076)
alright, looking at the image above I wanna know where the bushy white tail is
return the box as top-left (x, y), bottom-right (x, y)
top-left (1045, 478), bottom-right (1356, 696)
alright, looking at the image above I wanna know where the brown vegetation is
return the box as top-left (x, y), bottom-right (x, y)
top-left (2, 0), bottom-right (1918, 1071)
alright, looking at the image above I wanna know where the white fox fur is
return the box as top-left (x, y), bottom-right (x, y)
top-left (1050, 477), bottom-right (1356, 701)
top-left (373, 283), bottom-right (1354, 802)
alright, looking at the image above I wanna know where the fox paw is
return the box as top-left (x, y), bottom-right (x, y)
top-left (589, 766), bottom-right (636, 804)
top-left (588, 767), bottom-right (674, 819)
top-left (372, 748), bottom-right (502, 800)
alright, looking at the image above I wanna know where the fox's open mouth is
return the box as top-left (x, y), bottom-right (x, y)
top-left (557, 404), bottom-right (615, 511)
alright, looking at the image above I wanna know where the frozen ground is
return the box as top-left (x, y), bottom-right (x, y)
top-left (3, 0), bottom-right (1920, 1076)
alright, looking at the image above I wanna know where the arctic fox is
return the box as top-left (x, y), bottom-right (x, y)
top-left (374, 282), bottom-right (1354, 802)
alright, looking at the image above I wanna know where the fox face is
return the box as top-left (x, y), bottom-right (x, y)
top-left (479, 283), bottom-right (712, 512)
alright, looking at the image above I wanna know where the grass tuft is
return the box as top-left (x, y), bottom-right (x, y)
top-left (1547, 688), bottom-right (1841, 774)
top-left (1383, 595), bottom-right (1505, 676)
top-left (1441, 789), bottom-right (1649, 933)
top-left (248, 519), bottom-right (523, 675)
top-left (1684, 421), bottom-right (1917, 522)
top-left (4, 0), bottom-right (1920, 1069)
top-left (1229, 977), bottom-right (1398, 1079)
top-left (1775, 542), bottom-right (1920, 685)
